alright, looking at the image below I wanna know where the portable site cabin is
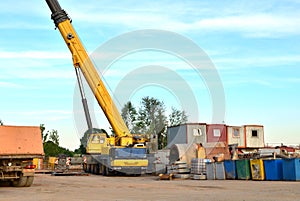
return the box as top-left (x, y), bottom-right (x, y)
top-left (167, 123), bottom-right (207, 148)
top-left (243, 125), bottom-right (264, 148)
top-left (206, 124), bottom-right (227, 143)
top-left (227, 125), bottom-right (264, 148)
top-left (167, 123), bottom-right (264, 151)
top-left (227, 126), bottom-right (245, 148)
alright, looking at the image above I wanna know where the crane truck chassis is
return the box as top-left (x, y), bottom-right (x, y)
top-left (83, 132), bottom-right (147, 175)
top-left (45, 0), bottom-right (148, 175)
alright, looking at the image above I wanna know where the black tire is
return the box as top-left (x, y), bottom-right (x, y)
top-left (91, 165), bottom-right (95, 174)
top-left (96, 164), bottom-right (100, 175)
top-left (11, 175), bottom-right (27, 187)
top-left (24, 176), bottom-right (34, 187)
top-left (106, 167), bottom-right (113, 176)
top-left (102, 165), bottom-right (107, 176)
top-left (83, 164), bottom-right (87, 173)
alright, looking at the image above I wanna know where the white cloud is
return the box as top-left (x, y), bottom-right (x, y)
top-left (16, 69), bottom-right (74, 80)
top-left (0, 81), bottom-right (25, 89)
top-left (214, 55), bottom-right (300, 69)
top-left (194, 14), bottom-right (300, 37)
top-left (1, 66), bottom-right (74, 80)
top-left (2, 1), bottom-right (300, 38)
top-left (224, 79), bottom-right (272, 88)
top-left (0, 22), bottom-right (49, 30)
top-left (0, 51), bottom-right (69, 59)
top-left (5, 110), bottom-right (72, 121)
top-left (0, 50), bottom-right (75, 80)
top-left (135, 14), bottom-right (300, 37)
top-left (286, 77), bottom-right (300, 83)
top-left (66, 1), bottom-right (300, 38)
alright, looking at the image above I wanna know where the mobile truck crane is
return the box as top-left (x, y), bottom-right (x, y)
top-left (45, 0), bottom-right (148, 175)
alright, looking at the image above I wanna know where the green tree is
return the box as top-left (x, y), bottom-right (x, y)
top-left (48, 129), bottom-right (59, 145)
top-left (74, 144), bottom-right (86, 155)
top-left (120, 96), bottom-right (188, 150)
top-left (43, 141), bottom-right (74, 157)
top-left (136, 96), bottom-right (166, 136)
top-left (121, 101), bottom-right (138, 133)
top-left (40, 125), bottom-right (74, 157)
top-left (156, 107), bottom-right (168, 149)
top-left (40, 124), bottom-right (48, 143)
top-left (121, 97), bottom-right (168, 149)
top-left (168, 107), bottom-right (188, 127)
top-left (0, 119), bottom-right (3, 125)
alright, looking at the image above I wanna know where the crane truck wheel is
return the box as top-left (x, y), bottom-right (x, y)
top-left (102, 165), bottom-right (107, 176)
top-left (83, 163), bottom-right (87, 172)
top-left (102, 166), bottom-right (113, 176)
top-left (106, 167), bottom-right (113, 176)
top-left (11, 174), bottom-right (27, 187)
top-left (96, 164), bottom-right (101, 175)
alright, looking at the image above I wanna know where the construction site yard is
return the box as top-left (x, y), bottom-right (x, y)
top-left (0, 174), bottom-right (299, 201)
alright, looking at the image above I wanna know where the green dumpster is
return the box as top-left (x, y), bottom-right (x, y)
top-left (236, 159), bottom-right (251, 180)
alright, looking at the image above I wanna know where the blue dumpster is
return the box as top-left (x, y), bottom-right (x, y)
top-left (263, 159), bottom-right (283, 181)
top-left (282, 158), bottom-right (300, 181)
top-left (224, 160), bottom-right (237, 179)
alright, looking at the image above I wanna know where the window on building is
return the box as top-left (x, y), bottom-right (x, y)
top-left (233, 128), bottom-right (240, 137)
top-left (193, 128), bottom-right (202, 136)
top-left (213, 129), bottom-right (221, 137)
top-left (252, 130), bottom-right (258, 137)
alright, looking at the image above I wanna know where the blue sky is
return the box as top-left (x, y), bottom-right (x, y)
top-left (0, 0), bottom-right (299, 150)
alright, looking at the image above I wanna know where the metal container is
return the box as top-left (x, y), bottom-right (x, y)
top-left (263, 159), bottom-right (283, 181)
top-left (236, 159), bottom-right (251, 180)
top-left (206, 162), bottom-right (215, 180)
top-left (152, 163), bottom-right (166, 175)
top-left (215, 162), bottom-right (225, 180)
top-left (155, 150), bottom-right (170, 165)
top-left (282, 158), bottom-right (300, 181)
top-left (250, 159), bottom-right (265, 180)
top-left (224, 160), bottom-right (237, 179)
top-left (146, 153), bottom-right (155, 174)
top-left (191, 158), bottom-right (207, 175)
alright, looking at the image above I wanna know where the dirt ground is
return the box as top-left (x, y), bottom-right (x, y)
top-left (1, 174), bottom-right (300, 201)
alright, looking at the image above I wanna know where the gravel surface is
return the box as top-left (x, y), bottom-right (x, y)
top-left (1, 174), bottom-right (300, 201)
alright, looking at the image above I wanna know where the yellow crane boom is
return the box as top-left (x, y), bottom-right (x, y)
top-left (45, 0), bottom-right (131, 145)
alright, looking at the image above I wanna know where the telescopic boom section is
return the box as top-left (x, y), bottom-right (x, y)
top-left (45, 0), bottom-right (131, 141)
